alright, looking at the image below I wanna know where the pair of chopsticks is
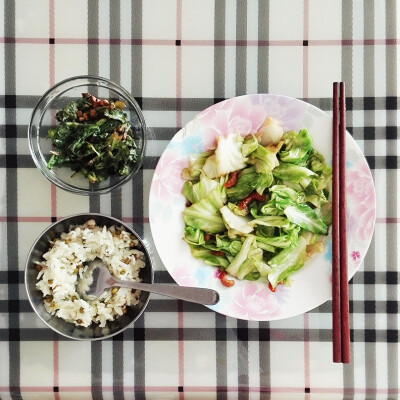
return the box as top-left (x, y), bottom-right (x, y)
top-left (332, 82), bottom-right (351, 363)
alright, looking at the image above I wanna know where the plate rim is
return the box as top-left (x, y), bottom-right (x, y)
top-left (149, 93), bottom-right (376, 321)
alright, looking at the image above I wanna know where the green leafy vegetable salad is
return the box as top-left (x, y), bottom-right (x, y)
top-left (181, 117), bottom-right (332, 290)
top-left (47, 93), bottom-right (139, 183)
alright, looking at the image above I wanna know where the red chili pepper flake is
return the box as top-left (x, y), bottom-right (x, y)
top-left (212, 250), bottom-right (225, 256)
top-left (252, 192), bottom-right (267, 202)
top-left (224, 170), bottom-right (239, 188)
top-left (269, 280), bottom-right (283, 292)
top-left (204, 233), bottom-right (211, 242)
top-left (220, 271), bottom-right (235, 287)
top-left (239, 191), bottom-right (267, 210)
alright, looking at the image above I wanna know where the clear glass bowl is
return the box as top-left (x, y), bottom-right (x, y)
top-left (28, 76), bottom-right (147, 195)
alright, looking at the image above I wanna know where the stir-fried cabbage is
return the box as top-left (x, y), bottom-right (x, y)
top-left (183, 186), bottom-right (227, 233)
top-left (220, 205), bottom-right (254, 237)
top-left (256, 117), bottom-right (285, 146)
top-left (181, 121), bottom-right (332, 290)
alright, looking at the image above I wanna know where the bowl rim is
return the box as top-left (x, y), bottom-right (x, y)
top-left (27, 75), bottom-right (148, 195)
top-left (24, 213), bottom-right (154, 341)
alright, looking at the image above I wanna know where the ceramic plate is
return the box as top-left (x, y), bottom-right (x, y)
top-left (149, 94), bottom-right (376, 321)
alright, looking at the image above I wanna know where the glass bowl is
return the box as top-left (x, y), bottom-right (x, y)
top-left (25, 213), bottom-right (154, 340)
top-left (28, 76), bottom-right (147, 195)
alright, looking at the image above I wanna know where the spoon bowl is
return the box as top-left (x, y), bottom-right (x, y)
top-left (79, 258), bottom-right (219, 305)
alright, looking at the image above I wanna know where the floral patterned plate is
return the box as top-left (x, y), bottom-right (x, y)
top-left (149, 94), bottom-right (376, 321)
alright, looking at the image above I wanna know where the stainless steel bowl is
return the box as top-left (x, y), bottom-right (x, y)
top-left (25, 213), bottom-right (153, 340)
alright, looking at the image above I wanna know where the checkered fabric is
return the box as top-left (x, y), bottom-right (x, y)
top-left (0, 0), bottom-right (399, 399)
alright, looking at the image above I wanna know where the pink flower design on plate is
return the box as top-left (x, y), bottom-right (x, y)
top-left (151, 149), bottom-right (187, 201)
top-left (197, 97), bottom-right (266, 150)
top-left (355, 206), bottom-right (375, 242)
top-left (258, 95), bottom-right (307, 132)
top-left (347, 160), bottom-right (376, 241)
top-left (229, 282), bottom-right (289, 320)
top-left (173, 265), bottom-right (198, 287)
top-left (351, 251), bottom-right (360, 261)
top-left (347, 161), bottom-right (375, 209)
top-left (214, 270), bottom-right (223, 279)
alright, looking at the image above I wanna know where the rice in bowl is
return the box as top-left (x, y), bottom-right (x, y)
top-left (35, 219), bottom-right (146, 327)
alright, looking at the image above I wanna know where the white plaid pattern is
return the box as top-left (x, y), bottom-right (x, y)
top-left (0, 0), bottom-right (399, 398)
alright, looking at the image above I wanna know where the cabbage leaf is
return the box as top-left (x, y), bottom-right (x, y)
top-left (225, 236), bottom-right (269, 280)
top-left (247, 144), bottom-right (279, 175)
top-left (182, 151), bottom-right (214, 181)
top-left (220, 205), bottom-right (254, 236)
top-left (226, 166), bottom-right (273, 202)
top-left (267, 235), bottom-right (308, 288)
top-left (241, 134), bottom-right (259, 157)
top-left (279, 129), bottom-right (313, 164)
top-left (189, 245), bottom-right (230, 268)
top-left (182, 173), bottom-right (219, 204)
top-left (214, 134), bottom-right (247, 177)
top-left (283, 203), bottom-right (328, 235)
top-left (272, 163), bottom-right (316, 189)
top-left (183, 186), bottom-right (227, 234)
top-left (256, 117), bottom-right (284, 146)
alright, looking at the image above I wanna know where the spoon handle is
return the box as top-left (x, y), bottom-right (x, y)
top-left (111, 279), bottom-right (219, 305)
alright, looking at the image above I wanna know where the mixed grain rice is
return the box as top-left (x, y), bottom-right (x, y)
top-left (35, 219), bottom-right (146, 327)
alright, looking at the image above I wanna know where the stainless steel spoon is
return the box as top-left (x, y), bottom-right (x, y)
top-left (77, 259), bottom-right (219, 305)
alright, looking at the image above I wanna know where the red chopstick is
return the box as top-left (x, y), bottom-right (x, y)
top-left (332, 82), bottom-right (351, 363)
top-left (332, 83), bottom-right (341, 362)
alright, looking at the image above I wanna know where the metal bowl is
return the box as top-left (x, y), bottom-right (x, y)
top-left (28, 75), bottom-right (147, 195)
top-left (25, 213), bottom-right (153, 340)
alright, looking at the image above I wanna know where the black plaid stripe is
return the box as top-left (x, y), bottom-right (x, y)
top-left (131, 1), bottom-right (146, 394)
top-left (1, 326), bottom-right (399, 343)
top-left (3, 299), bottom-right (399, 318)
top-left (214, 1), bottom-right (228, 395)
top-left (1, 94), bottom-right (399, 111)
top-left (3, 121), bottom-right (399, 140)
top-left (1, 270), bottom-right (397, 286)
top-left (87, 3), bottom-right (103, 397)
top-left (257, 0), bottom-right (269, 93)
top-left (109, 4), bottom-right (125, 395)
top-left (4, 1), bottom-right (21, 396)
top-left (4, 154), bottom-right (400, 170)
top-left (236, 0), bottom-right (247, 96)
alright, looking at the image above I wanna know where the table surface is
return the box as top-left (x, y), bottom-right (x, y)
top-left (1, 1), bottom-right (399, 399)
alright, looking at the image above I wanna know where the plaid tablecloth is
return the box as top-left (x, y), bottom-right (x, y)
top-left (0, 1), bottom-right (399, 399)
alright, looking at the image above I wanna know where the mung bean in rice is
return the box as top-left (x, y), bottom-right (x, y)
top-left (35, 219), bottom-right (146, 327)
